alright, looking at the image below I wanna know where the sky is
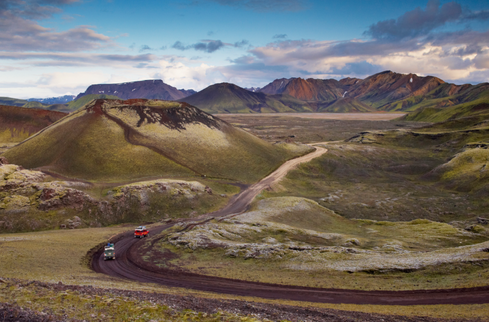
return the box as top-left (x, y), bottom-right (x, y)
top-left (1, 0), bottom-right (489, 99)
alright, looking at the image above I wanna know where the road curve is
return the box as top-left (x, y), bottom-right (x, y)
top-left (92, 145), bottom-right (489, 305)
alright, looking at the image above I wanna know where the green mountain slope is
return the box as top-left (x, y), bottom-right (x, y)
top-left (66, 94), bottom-right (121, 111)
top-left (319, 98), bottom-right (374, 113)
top-left (4, 99), bottom-right (304, 183)
top-left (179, 83), bottom-right (311, 113)
top-left (0, 97), bottom-right (28, 107)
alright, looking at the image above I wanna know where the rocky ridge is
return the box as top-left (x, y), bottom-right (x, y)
top-left (75, 79), bottom-right (195, 101)
top-left (0, 159), bottom-right (213, 232)
top-left (162, 197), bottom-right (489, 272)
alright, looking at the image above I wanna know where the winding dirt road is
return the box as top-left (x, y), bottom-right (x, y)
top-left (92, 145), bottom-right (489, 305)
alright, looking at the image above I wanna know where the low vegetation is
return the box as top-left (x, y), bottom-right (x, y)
top-left (0, 105), bottom-right (66, 144)
top-left (147, 197), bottom-right (489, 291)
top-left (0, 161), bottom-right (238, 233)
top-left (1, 227), bottom-right (489, 321)
top-left (217, 113), bottom-right (422, 143)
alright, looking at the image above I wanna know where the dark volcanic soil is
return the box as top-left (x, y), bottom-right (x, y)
top-left (0, 278), bottom-right (477, 322)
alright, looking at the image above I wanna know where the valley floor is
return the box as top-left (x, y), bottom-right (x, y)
top-left (1, 114), bottom-right (489, 321)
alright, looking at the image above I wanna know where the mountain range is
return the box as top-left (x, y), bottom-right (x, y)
top-left (3, 70), bottom-right (488, 122)
top-left (181, 71), bottom-right (489, 119)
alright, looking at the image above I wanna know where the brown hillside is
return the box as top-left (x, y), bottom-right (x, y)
top-left (0, 105), bottom-right (67, 143)
top-left (345, 71), bottom-right (445, 106)
top-left (259, 78), bottom-right (293, 95)
top-left (281, 78), bottom-right (344, 102)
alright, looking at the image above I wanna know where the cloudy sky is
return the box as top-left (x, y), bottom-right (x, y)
top-left (1, 0), bottom-right (489, 98)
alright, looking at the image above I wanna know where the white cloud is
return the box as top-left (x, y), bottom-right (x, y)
top-left (154, 58), bottom-right (227, 90)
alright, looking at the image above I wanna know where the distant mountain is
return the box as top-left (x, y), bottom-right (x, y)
top-left (4, 71), bottom-right (488, 118)
top-left (245, 87), bottom-right (261, 92)
top-left (75, 79), bottom-right (195, 101)
top-left (344, 71), bottom-right (445, 109)
top-left (28, 95), bottom-right (75, 105)
top-left (275, 78), bottom-right (344, 101)
top-left (258, 72), bottom-right (447, 108)
top-left (179, 72), bottom-right (488, 115)
top-left (178, 83), bottom-right (311, 113)
top-left (251, 71), bottom-right (489, 118)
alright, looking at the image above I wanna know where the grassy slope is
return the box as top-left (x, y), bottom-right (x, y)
top-left (0, 97), bottom-right (28, 107)
top-left (319, 98), bottom-right (374, 113)
top-left (401, 99), bottom-right (489, 122)
top-left (3, 109), bottom-right (194, 181)
top-left (5, 100), bottom-right (303, 183)
top-left (263, 94), bottom-right (313, 113)
top-left (67, 94), bottom-right (121, 111)
top-left (150, 197), bottom-right (489, 292)
top-left (428, 148), bottom-right (489, 193)
top-left (22, 101), bottom-right (47, 108)
top-left (106, 104), bottom-right (302, 183)
top-left (262, 141), bottom-right (489, 222)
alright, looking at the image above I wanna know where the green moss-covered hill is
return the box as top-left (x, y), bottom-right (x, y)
top-left (4, 99), bottom-right (304, 183)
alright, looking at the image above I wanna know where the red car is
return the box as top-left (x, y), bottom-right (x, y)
top-left (134, 226), bottom-right (149, 238)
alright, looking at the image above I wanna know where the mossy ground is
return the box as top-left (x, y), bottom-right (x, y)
top-left (148, 197), bottom-right (489, 291)
top-left (150, 242), bottom-right (489, 291)
top-left (141, 115), bottom-right (489, 300)
top-left (259, 142), bottom-right (489, 223)
top-left (2, 112), bottom-right (489, 320)
top-left (217, 114), bottom-right (424, 143)
top-left (1, 228), bottom-right (489, 321)
top-left (0, 282), bottom-right (266, 322)
top-left (0, 174), bottom-right (239, 233)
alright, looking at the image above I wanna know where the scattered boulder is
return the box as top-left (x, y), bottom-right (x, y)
top-left (37, 187), bottom-right (93, 211)
top-left (263, 237), bottom-right (278, 244)
top-left (477, 217), bottom-right (488, 225)
top-left (465, 225), bottom-right (486, 233)
top-left (343, 238), bottom-right (360, 247)
top-left (112, 179), bottom-right (208, 206)
top-left (66, 217), bottom-right (82, 229)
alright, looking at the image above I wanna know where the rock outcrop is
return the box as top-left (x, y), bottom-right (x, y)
top-left (0, 161), bottom-right (216, 232)
top-left (76, 79), bottom-right (195, 101)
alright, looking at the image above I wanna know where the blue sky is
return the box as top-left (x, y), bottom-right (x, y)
top-left (1, 0), bottom-right (489, 98)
